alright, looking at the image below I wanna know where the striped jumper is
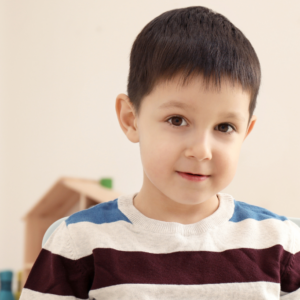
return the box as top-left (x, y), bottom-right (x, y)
top-left (20, 192), bottom-right (300, 299)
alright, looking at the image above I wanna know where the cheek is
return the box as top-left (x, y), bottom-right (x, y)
top-left (215, 147), bottom-right (240, 179)
top-left (140, 135), bottom-right (176, 176)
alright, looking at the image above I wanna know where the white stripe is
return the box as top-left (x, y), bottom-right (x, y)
top-left (89, 281), bottom-right (280, 300)
top-left (43, 221), bottom-right (78, 259)
top-left (19, 280), bottom-right (299, 300)
top-left (289, 220), bottom-right (300, 254)
top-left (45, 217), bottom-right (295, 259)
top-left (19, 288), bottom-right (87, 300)
top-left (280, 290), bottom-right (300, 299)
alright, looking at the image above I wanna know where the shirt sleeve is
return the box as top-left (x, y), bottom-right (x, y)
top-left (280, 220), bottom-right (300, 298)
top-left (20, 220), bottom-right (94, 300)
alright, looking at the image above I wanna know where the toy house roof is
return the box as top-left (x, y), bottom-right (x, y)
top-left (23, 177), bottom-right (122, 219)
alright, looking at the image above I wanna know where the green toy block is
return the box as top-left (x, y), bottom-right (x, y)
top-left (99, 178), bottom-right (113, 189)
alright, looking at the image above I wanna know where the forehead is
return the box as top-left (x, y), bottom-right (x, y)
top-left (154, 73), bottom-right (249, 96)
top-left (145, 74), bottom-right (251, 119)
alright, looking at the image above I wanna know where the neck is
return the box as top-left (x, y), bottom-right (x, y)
top-left (133, 189), bottom-right (220, 225)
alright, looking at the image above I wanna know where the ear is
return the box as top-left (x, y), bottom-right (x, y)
top-left (115, 93), bottom-right (139, 143)
top-left (243, 115), bottom-right (257, 141)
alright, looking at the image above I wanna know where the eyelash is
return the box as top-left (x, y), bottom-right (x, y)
top-left (166, 115), bottom-right (236, 135)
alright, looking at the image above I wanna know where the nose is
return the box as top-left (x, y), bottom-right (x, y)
top-left (184, 131), bottom-right (212, 161)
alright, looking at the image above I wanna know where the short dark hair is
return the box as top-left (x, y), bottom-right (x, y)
top-left (127, 6), bottom-right (261, 126)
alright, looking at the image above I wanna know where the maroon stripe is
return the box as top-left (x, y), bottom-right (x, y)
top-left (91, 245), bottom-right (292, 291)
top-left (25, 245), bottom-right (298, 296)
top-left (281, 251), bottom-right (300, 292)
top-left (24, 249), bottom-right (94, 298)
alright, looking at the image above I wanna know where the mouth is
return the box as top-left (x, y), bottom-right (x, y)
top-left (178, 171), bottom-right (210, 177)
top-left (176, 171), bottom-right (210, 182)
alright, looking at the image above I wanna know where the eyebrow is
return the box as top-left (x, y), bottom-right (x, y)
top-left (159, 100), bottom-right (191, 110)
top-left (159, 100), bottom-right (246, 122)
top-left (221, 112), bottom-right (246, 122)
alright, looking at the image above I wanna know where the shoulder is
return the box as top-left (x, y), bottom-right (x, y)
top-left (230, 199), bottom-right (288, 223)
top-left (65, 197), bottom-right (132, 227)
top-left (227, 197), bottom-right (300, 254)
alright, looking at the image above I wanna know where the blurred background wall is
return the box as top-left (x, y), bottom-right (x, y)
top-left (0, 0), bottom-right (299, 272)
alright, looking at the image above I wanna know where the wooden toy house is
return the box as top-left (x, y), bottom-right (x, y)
top-left (22, 177), bottom-right (122, 286)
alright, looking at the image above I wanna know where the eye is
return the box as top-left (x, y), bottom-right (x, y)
top-left (167, 116), bottom-right (188, 127)
top-left (216, 123), bottom-right (235, 135)
top-left (166, 116), bottom-right (236, 135)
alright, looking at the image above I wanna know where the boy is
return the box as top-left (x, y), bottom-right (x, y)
top-left (20, 6), bottom-right (300, 299)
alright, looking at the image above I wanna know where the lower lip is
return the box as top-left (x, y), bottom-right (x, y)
top-left (177, 171), bottom-right (210, 182)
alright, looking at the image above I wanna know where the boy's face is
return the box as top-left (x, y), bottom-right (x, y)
top-left (116, 74), bottom-right (257, 213)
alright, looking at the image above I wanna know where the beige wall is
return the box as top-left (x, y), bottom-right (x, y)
top-left (1, 0), bottom-right (300, 272)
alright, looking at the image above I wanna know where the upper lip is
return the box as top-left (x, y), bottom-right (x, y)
top-left (178, 171), bottom-right (210, 176)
